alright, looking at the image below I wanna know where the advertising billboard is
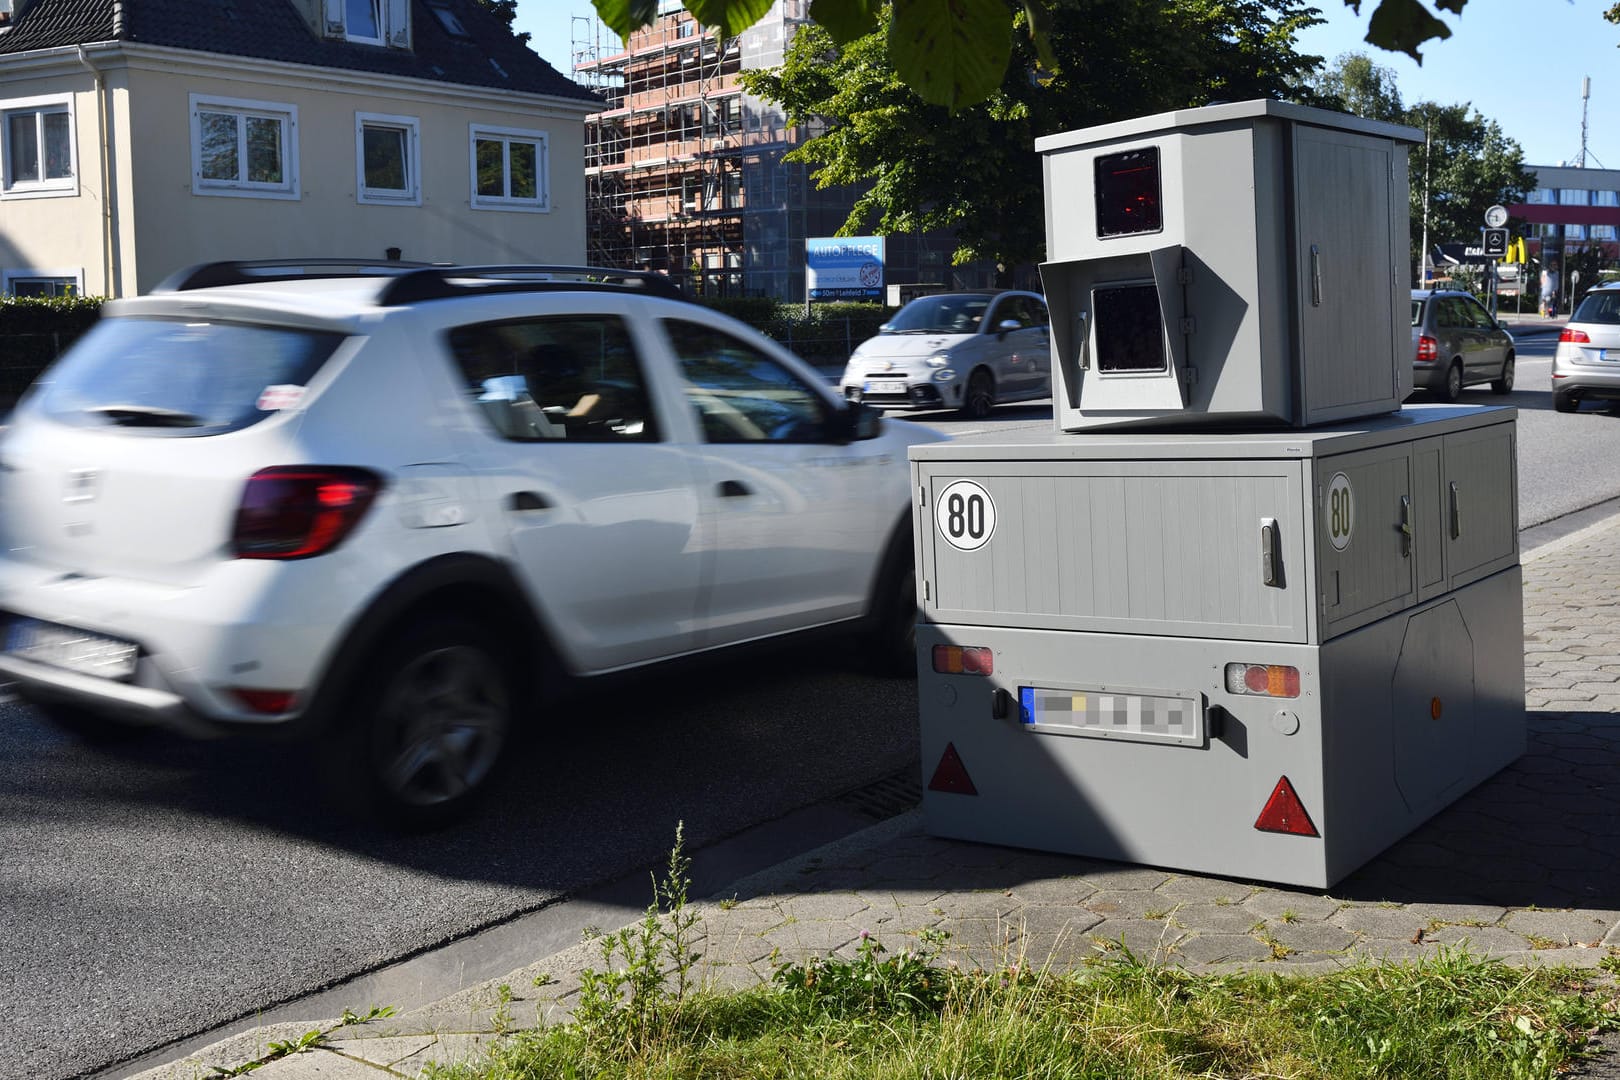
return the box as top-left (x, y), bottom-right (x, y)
top-left (806, 236), bottom-right (885, 301)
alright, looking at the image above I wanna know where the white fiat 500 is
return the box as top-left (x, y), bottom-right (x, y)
top-left (0, 262), bottom-right (944, 825)
top-left (840, 290), bottom-right (1051, 418)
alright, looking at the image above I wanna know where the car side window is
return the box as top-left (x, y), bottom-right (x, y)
top-left (1463, 299), bottom-right (1495, 329)
top-left (446, 315), bottom-right (658, 442)
top-left (661, 319), bottom-right (830, 443)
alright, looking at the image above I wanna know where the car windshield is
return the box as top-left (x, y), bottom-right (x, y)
top-left (1411, 299), bottom-right (1426, 327)
top-left (884, 295), bottom-right (992, 334)
top-left (30, 317), bottom-right (344, 436)
top-left (1572, 290), bottom-right (1620, 325)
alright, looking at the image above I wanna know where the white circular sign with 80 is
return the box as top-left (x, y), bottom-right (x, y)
top-left (1326, 472), bottom-right (1354, 551)
top-left (937, 480), bottom-right (996, 551)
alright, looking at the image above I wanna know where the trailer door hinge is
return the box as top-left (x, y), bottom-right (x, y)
top-left (1177, 266), bottom-right (1193, 286)
top-left (922, 579), bottom-right (930, 601)
top-left (918, 485), bottom-right (927, 508)
top-left (1179, 316), bottom-right (1196, 335)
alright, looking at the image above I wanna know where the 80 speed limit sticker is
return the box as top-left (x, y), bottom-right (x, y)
top-left (936, 480), bottom-right (996, 551)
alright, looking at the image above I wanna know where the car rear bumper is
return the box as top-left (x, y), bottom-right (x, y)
top-left (0, 651), bottom-right (216, 735)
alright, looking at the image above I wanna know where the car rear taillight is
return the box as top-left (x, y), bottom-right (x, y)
top-left (232, 467), bottom-right (383, 559)
top-left (1561, 328), bottom-right (1591, 343)
top-left (1416, 335), bottom-right (1438, 362)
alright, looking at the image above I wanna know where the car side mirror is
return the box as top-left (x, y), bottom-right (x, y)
top-left (996, 319), bottom-right (1021, 337)
top-left (833, 401), bottom-right (883, 442)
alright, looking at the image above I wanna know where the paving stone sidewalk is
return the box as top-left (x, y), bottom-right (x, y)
top-left (138, 513), bottom-right (1620, 1079)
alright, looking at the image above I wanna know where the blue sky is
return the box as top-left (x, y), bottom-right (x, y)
top-left (514, 0), bottom-right (1620, 171)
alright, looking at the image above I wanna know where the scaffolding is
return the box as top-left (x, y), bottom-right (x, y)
top-left (572, 0), bottom-right (986, 301)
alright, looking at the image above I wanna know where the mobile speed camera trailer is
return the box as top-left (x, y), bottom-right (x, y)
top-left (912, 101), bottom-right (1525, 889)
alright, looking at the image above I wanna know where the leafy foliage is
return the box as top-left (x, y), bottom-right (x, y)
top-left (472, 0), bottom-right (531, 45)
top-left (591, 0), bottom-right (1502, 109)
top-left (742, 0), bottom-right (1327, 269)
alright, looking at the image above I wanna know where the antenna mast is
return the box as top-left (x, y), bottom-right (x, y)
top-left (1579, 77), bottom-right (1590, 168)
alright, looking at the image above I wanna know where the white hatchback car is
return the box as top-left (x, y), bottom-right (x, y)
top-left (840, 291), bottom-right (1051, 418)
top-left (0, 262), bottom-right (944, 824)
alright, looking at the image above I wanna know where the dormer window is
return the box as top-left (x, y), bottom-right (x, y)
top-left (325, 0), bottom-right (412, 50)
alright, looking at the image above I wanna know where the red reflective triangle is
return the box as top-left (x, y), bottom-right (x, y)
top-left (1254, 775), bottom-right (1319, 837)
top-left (927, 742), bottom-right (978, 796)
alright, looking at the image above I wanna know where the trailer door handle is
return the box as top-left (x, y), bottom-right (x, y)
top-left (1260, 517), bottom-right (1283, 587)
top-left (1448, 480), bottom-right (1461, 539)
top-left (1310, 244), bottom-right (1323, 307)
top-left (1399, 494), bottom-right (1413, 557)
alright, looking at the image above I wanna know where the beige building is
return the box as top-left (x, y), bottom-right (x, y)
top-left (0, 0), bottom-right (599, 297)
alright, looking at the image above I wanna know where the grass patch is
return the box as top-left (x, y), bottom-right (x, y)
top-left (421, 829), bottom-right (1620, 1080)
top-left (426, 946), bottom-right (1617, 1080)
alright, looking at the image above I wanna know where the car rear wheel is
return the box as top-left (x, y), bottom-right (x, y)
top-left (1441, 360), bottom-right (1464, 402)
top-left (334, 616), bottom-right (514, 828)
top-left (863, 557), bottom-right (918, 677)
top-left (1491, 354), bottom-right (1515, 395)
top-left (1554, 389), bottom-right (1580, 413)
top-left (959, 370), bottom-right (995, 419)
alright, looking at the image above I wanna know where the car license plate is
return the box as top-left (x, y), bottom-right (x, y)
top-left (1018, 685), bottom-right (1205, 747)
top-left (4, 617), bottom-right (138, 680)
top-left (1601, 348), bottom-right (1612, 362)
top-left (864, 379), bottom-right (907, 395)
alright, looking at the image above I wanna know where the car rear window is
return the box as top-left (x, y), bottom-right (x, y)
top-left (31, 316), bottom-right (344, 436)
top-left (1572, 291), bottom-right (1620, 325)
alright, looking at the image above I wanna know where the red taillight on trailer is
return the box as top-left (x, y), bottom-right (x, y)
top-left (1560, 328), bottom-right (1591, 344)
top-left (1416, 335), bottom-right (1438, 362)
top-left (232, 467), bottom-right (383, 560)
top-left (1224, 662), bottom-right (1300, 698)
top-left (933, 644), bottom-right (993, 675)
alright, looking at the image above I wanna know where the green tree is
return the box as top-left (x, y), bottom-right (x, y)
top-left (1406, 103), bottom-right (1532, 266)
top-left (1306, 51), bottom-right (1403, 120)
top-left (741, 0), bottom-right (1325, 273)
top-left (591, 0), bottom-right (1498, 110)
top-left (474, 0), bottom-right (531, 45)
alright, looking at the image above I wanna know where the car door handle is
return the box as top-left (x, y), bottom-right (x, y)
top-left (718, 480), bottom-right (751, 498)
top-left (507, 491), bottom-right (552, 511)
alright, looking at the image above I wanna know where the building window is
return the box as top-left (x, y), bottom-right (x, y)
top-left (356, 112), bottom-right (420, 205)
top-left (326, 0), bottom-right (411, 48)
top-left (191, 94), bottom-right (298, 200)
top-left (1566, 225), bottom-right (1587, 241)
top-left (1594, 190), bottom-right (1620, 208)
top-left (1559, 188), bottom-right (1590, 206)
top-left (1524, 188), bottom-right (1557, 205)
top-left (2, 95), bottom-right (75, 197)
top-left (471, 125), bottom-right (548, 211)
top-left (3, 268), bottom-right (81, 296)
top-left (1591, 225), bottom-right (1618, 241)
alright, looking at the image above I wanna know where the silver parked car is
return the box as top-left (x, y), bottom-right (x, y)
top-left (1552, 283), bottom-right (1620, 413)
top-left (840, 290), bottom-right (1050, 418)
top-left (1410, 288), bottom-right (1515, 401)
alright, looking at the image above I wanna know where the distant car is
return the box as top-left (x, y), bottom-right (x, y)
top-left (1410, 288), bottom-right (1515, 401)
top-left (1552, 283), bottom-right (1620, 413)
top-left (840, 290), bottom-right (1050, 418)
top-left (0, 261), bottom-right (946, 826)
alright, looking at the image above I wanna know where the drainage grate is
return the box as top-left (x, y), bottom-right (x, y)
top-left (836, 767), bottom-right (922, 821)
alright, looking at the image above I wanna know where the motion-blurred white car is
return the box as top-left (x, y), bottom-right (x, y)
top-left (840, 290), bottom-right (1050, 418)
top-left (0, 261), bottom-right (944, 825)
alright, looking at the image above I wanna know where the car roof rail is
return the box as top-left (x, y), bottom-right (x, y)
top-left (375, 264), bottom-right (687, 306)
top-left (153, 258), bottom-right (442, 293)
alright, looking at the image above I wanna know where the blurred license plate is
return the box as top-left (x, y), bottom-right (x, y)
top-left (1601, 349), bottom-right (1612, 362)
top-left (1019, 685), bottom-right (1205, 747)
top-left (4, 617), bottom-right (137, 680)
top-left (864, 379), bottom-right (907, 394)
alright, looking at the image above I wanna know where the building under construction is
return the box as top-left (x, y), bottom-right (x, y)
top-left (573, 0), bottom-right (979, 301)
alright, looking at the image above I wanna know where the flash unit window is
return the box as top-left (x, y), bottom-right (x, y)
top-left (1095, 147), bottom-right (1163, 238)
top-left (1093, 284), bottom-right (1167, 373)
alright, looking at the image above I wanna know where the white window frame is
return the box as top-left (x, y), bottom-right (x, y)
top-left (2, 93), bottom-right (77, 199)
top-left (324, 0), bottom-right (412, 49)
top-left (3, 267), bottom-right (83, 297)
top-left (190, 93), bottom-right (299, 200)
top-left (469, 124), bottom-right (549, 213)
top-left (355, 112), bottom-right (421, 205)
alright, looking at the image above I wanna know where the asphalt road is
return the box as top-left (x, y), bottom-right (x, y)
top-left (9, 328), bottom-right (1620, 1080)
top-left (1, 656), bottom-right (918, 1080)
